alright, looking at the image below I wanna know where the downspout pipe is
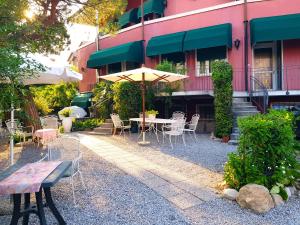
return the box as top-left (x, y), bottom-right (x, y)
top-left (243, 0), bottom-right (248, 92)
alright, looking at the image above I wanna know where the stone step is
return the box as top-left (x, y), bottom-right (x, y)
top-left (100, 123), bottom-right (114, 128)
top-left (105, 119), bottom-right (113, 123)
top-left (232, 102), bottom-right (252, 106)
top-left (233, 98), bottom-right (248, 103)
top-left (233, 127), bottom-right (239, 133)
top-left (228, 140), bottom-right (239, 145)
top-left (230, 133), bottom-right (239, 140)
top-left (234, 111), bottom-right (259, 117)
top-left (233, 106), bottom-right (258, 111)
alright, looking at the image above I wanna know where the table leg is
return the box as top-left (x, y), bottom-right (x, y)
top-left (35, 190), bottom-right (47, 225)
top-left (10, 194), bottom-right (21, 225)
top-left (22, 193), bottom-right (30, 225)
top-left (44, 187), bottom-right (66, 225)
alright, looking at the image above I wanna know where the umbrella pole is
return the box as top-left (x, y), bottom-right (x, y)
top-left (9, 102), bottom-right (14, 165)
top-left (139, 72), bottom-right (150, 145)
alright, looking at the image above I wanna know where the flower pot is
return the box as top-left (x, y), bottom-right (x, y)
top-left (148, 114), bottom-right (156, 120)
top-left (62, 117), bottom-right (73, 133)
top-left (222, 136), bottom-right (230, 143)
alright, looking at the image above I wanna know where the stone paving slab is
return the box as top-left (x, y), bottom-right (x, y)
top-left (80, 134), bottom-right (220, 211)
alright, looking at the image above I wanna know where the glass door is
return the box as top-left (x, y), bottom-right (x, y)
top-left (253, 42), bottom-right (277, 90)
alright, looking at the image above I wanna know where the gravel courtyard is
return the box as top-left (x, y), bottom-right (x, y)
top-left (0, 133), bottom-right (299, 225)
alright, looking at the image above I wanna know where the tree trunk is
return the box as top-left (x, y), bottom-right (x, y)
top-left (23, 91), bottom-right (41, 131)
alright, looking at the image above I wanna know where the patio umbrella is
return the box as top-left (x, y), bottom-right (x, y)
top-left (23, 66), bottom-right (82, 85)
top-left (100, 66), bottom-right (188, 145)
top-left (5, 64), bottom-right (82, 165)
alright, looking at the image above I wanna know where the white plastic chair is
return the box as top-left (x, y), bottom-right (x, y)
top-left (110, 113), bottom-right (131, 137)
top-left (47, 135), bottom-right (85, 205)
top-left (184, 114), bottom-right (200, 141)
top-left (163, 118), bottom-right (186, 149)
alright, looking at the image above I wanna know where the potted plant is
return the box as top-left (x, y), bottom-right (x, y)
top-left (59, 108), bottom-right (73, 133)
top-left (146, 110), bottom-right (159, 120)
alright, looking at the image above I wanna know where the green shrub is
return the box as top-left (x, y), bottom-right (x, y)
top-left (72, 118), bottom-right (103, 131)
top-left (211, 60), bottom-right (233, 138)
top-left (59, 108), bottom-right (72, 117)
top-left (92, 81), bottom-right (113, 119)
top-left (224, 110), bottom-right (300, 194)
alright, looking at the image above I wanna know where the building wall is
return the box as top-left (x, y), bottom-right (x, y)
top-left (77, 0), bottom-right (300, 93)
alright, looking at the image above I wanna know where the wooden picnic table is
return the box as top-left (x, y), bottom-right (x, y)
top-left (0, 161), bottom-right (71, 225)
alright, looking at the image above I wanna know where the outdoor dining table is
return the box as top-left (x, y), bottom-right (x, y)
top-left (0, 161), bottom-right (71, 225)
top-left (129, 118), bottom-right (176, 142)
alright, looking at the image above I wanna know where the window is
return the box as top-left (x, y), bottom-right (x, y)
top-left (107, 63), bottom-right (122, 74)
top-left (126, 62), bottom-right (140, 70)
top-left (161, 52), bottom-right (186, 73)
top-left (196, 46), bottom-right (227, 77)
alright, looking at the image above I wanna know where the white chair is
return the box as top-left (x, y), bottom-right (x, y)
top-left (47, 135), bottom-right (85, 205)
top-left (171, 111), bottom-right (185, 119)
top-left (110, 113), bottom-right (131, 137)
top-left (5, 119), bottom-right (34, 144)
top-left (40, 116), bottom-right (59, 129)
top-left (138, 112), bottom-right (151, 133)
top-left (184, 114), bottom-right (200, 141)
top-left (163, 118), bottom-right (186, 149)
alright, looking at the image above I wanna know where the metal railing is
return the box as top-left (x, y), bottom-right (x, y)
top-left (249, 75), bottom-right (269, 114)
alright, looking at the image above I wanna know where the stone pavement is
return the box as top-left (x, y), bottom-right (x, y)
top-left (80, 134), bottom-right (222, 210)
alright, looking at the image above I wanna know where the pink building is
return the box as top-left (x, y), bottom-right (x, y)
top-left (76, 0), bottom-right (300, 132)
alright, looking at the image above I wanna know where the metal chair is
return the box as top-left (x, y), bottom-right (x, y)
top-left (40, 116), bottom-right (59, 129)
top-left (184, 114), bottom-right (200, 141)
top-left (47, 135), bottom-right (85, 205)
top-left (5, 119), bottom-right (34, 144)
top-left (110, 113), bottom-right (131, 137)
top-left (163, 118), bottom-right (186, 149)
top-left (171, 111), bottom-right (185, 119)
top-left (138, 112), bottom-right (151, 133)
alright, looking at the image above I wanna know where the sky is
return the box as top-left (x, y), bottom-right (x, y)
top-left (34, 23), bottom-right (97, 67)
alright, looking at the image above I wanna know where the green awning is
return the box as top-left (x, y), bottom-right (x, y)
top-left (118, 8), bottom-right (138, 28)
top-left (146, 31), bottom-right (186, 57)
top-left (71, 93), bottom-right (93, 109)
top-left (250, 13), bottom-right (300, 45)
top-left (87, 41), bottom-right (144, 69)
top-left (137, 0), bottom-right (165, 18)
top-left (183, 23), bottom-right (232, 51)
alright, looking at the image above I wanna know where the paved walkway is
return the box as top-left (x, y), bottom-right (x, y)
top-left (80, 134), bottom-right (221, 210)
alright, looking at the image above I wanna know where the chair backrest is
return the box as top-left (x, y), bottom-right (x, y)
top-left (41, 116), bottom-right (58, 129)
top-left (110, 113), bottom-right (122, 128)
top-left (139, 112), bottom-right (148, 118)
top-left (5, 119), bottom-right (21, 133)
top-left (172, 111), bottom-right (185, 120)
top-left (170, 118), bottom-right (186, 134)
top-left (189, 114), bottom-right (200, 131)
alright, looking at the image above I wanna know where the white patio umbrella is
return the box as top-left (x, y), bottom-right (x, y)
top-left (100, 66), bottom-right (188, 145)
top-left (23, 66), bottom-right (82, 85)
top-left (6, 64), bottom-right (82, 165)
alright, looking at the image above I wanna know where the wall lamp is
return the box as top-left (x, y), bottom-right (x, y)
top-left (234, 39), bottom-right (241, 50)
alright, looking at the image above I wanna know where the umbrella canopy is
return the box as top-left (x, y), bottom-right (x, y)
top-left (100, 66), bottom-right (188, 145)
top-left (23, 66), bottom-right (82, 85)
top-left (100, 67), bottom-right (188, 83)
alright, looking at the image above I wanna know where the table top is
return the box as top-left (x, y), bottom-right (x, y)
top-left (35, 128), bottom-right (57, 133)
top-left (129, 118), bottom-right (176, 124)
top-left (0, 161), bottom-right (71, 189)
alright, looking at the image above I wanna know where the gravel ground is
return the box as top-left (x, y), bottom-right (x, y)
top-left (0, 135), bottom-right (299, 225)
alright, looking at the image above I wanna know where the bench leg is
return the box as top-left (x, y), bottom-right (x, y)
top-left (10, 194), bottom-right (21, 225)
top-left (44, 187), bottom-right (66, 225)
top-left (35, 190), bottom-right (47, 225)
top-left (22, 193), bottom-right (30, 225)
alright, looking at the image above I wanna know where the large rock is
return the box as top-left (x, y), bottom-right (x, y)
top-left (223, 188), bottom-right (238, 201)
top-left (271, 194), bottom-right (284, 207)
top-left (237, 184), bottom-right (274, 213)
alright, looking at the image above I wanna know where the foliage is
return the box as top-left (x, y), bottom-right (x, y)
top-left (59, 108), bottom-right (72, 117)
top-left (211, 60), bottom-right (233, 138)
top-left (146, 110), bottom-right (159, 115)
top-left (69, 0), bottom-right (127, 34)
top-left (58, 126), bottom-right (64, 134)
top-left (91, 81), bottom-right (114, 119)
top-left (224, 110), bottom-right (300, 198)
top-left (30, 82), bottom-right (78, 114)
top-left (112, 82), bottom-right (142, 119)
top-left (72, 118), bottom-right (103, 131)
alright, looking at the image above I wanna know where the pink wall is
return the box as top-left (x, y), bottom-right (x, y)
top-left (283, 39), bottom-right (300, 90)
top-left (78, 0), bottom-right (300, 92)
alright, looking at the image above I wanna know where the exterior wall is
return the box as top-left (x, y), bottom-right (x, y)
top-left (77, 0), bottom-right (300, 93)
